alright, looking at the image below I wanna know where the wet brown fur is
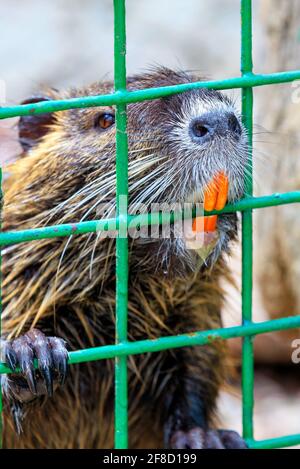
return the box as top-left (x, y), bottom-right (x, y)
top-left (2, 69), bottom-right (242, 448)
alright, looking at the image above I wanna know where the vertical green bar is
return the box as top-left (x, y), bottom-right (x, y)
top-left (241, 0), bottom-right (254, 441)
top-left (114, 0), bottom-right (129, 449)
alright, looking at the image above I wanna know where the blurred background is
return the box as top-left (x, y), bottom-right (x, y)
top-left (1, 0), bottom-right (300, 446)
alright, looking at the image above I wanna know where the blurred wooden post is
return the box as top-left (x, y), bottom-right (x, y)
top-left (256, 0), bottom-right (300, 335)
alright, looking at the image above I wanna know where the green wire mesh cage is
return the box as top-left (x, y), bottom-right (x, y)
top-left (1, 0), bottom-right (300, 449)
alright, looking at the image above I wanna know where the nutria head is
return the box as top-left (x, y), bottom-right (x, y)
top-left (9, 67), bottom-right (248, 276)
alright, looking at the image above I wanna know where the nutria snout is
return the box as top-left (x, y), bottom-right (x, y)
top-left (189, 111), bottom-right (242, 142)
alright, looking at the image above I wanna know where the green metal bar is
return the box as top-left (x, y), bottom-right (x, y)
top-left (0, 191), bottom-right (299, 247)
top-left (114, 0), bottom-right (129, 449)
top-left (1, 71), bottom-right (300, 120)
top-left (248, 434), bottom-right (300, 449)
top-left (1, 315), bottom-right (300, 374)
top-left (241, 0), bottom-right (254, 441)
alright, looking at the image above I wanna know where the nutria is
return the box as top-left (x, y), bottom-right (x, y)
top-left (1, 67), bottom-right (248, 449)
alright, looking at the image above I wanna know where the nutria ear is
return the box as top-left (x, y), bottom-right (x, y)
top-left (18, 95), bottom-right (56, 151)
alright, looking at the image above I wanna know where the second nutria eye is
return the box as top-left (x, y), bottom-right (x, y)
top-left (94, 112), bottom-right (115, 130)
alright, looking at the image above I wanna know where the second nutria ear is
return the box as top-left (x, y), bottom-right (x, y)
top-left (18, 95), bottom-right (56, 152)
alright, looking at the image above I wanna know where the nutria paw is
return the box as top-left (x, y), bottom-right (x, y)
top-left (1, 329), bottom-right (68, 401)
top-left (168, 428), bottom-right (247, 449)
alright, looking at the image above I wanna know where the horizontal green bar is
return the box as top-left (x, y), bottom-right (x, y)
top-left (247, 434), bottom-right (300, 449)
top-left (0, 71), bottom-right (300, 119)
top-left (0, 191), bottom-right (299, 246)
top-left (1, 315), bottom-right (300, 374)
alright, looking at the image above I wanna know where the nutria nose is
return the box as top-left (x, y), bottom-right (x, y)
top-left (189, 111), bottom-right (242, 143)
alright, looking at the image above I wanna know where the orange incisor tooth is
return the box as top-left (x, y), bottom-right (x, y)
top-left (192, 216), bottom-right (204, 232)
top-left (204, 179), bottom-right (218, 212)
top-left (214, 171), bottom-right (229, 211)
top-left (204, 215), bottom-right (217, 232)
top-left (192, 215), bottom-right (217, 233)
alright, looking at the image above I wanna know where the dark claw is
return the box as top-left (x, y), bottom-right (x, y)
top-left (40, 365), bottom-right (53, 397)
top-left (4, 342), bottom-right (18, 372)
top-left (12, 337), bottom-right (37, 394)
top-left (27, 329), bottom-right (54, 397)
top-left (11, 401), bottom-right (25, 435)
top-left (49, 337), bottom-right (68, 386)
top-left (58, 358), bottom-right (68, 386)
top-left (22, 365), bottom-right (37, 395)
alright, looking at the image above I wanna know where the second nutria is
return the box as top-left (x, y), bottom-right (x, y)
top-left (1, 67), bottom-right (248, 448)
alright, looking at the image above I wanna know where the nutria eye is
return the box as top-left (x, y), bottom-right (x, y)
top-left (95, 112), bottom-right (115, 130)
top-left (191, 122), bottom-right (209, 138)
